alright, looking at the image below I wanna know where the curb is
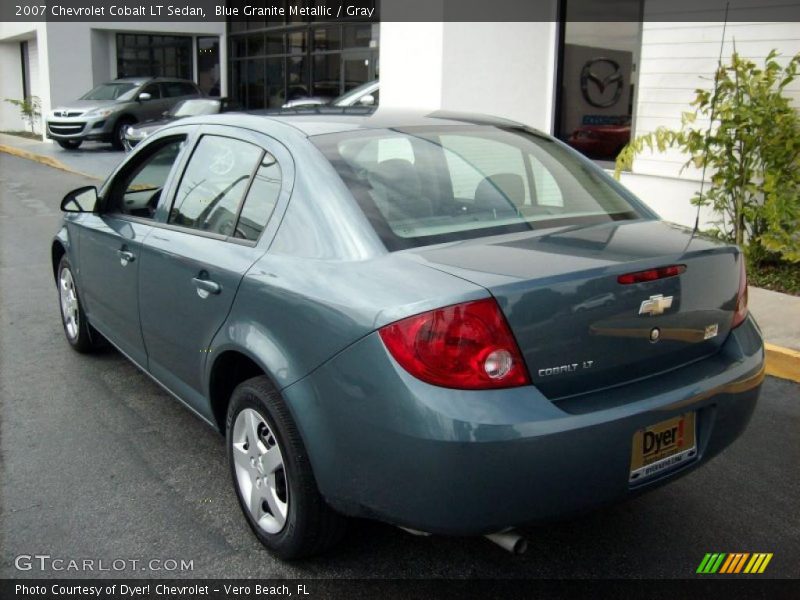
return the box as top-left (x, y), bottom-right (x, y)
top-left (0, 143), bottom-right (99, 180)
top-left (765, 343), bottom-right (800, 383)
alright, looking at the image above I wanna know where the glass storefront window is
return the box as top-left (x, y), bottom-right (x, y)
top-left (197, 37), bottom-right (221, 96)
top-left (266, 32), bottom-right (284, 54)
top-left (246, 59), bottom-right (266, 108)
top-left (227, 3), bottom-right (378, 110)
top-left (313, 54), bottom-right (340, 99)
top-left (555, 1), bottom-right (642, 163)
top-left (231, 36), bottom-right (247, 59)
top-left (265, 58), bottom-right (286, 108)
top-left (248, 34), bottom-right (265, 57)
top-left (313, 26), bottom-right (341, 52)
top-left (287, 30), bottom-right (308, 54)
top-left (343, 25), bottom-right (374, 49)
top-left (287, 56), bottom-right (309, 101)
top-left (116, 34), bottom-right (192, 80)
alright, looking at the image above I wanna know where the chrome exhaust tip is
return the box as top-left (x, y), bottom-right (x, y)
top-left (485, 530), bottom-right (528, 555)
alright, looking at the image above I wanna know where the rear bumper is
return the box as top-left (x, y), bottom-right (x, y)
top-left (283, 316), bottom-right (764, 535)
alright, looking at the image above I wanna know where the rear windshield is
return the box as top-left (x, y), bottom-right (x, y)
top-left (81, 83), bottom-right (138, 101)
top-left (313, 126), bottom-right (644, 250)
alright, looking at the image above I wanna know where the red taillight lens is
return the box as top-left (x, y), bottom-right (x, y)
top-left (732, 257), bottom-right (748, 328)
top-left (617, 264), bottom-right (686, 284)
top-left (378, 298), bottom-right (530, 390)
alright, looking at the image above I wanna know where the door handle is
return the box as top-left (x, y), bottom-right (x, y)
top-left (117, 249), bottom-right (135, 264)
top-left (192, 277), bottom-right (221, 297)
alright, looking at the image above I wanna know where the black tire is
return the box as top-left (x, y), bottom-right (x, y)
top-left (111, 118), bottom-right (134, 150)
top-left (57, 139), bottom-right (82, 150)
top-left (56, 255), bottom-right (95, 353)
top-left (226, 376), bottom-right (345, 559)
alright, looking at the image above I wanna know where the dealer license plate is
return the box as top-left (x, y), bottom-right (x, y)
top-left (629, 412), bottom-right (696, 482)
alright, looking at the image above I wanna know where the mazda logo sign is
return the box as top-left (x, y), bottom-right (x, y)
top-left (580, 58), bottom-right (624, 108)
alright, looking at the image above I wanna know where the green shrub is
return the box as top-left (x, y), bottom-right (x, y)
top-left (615, 51), bottom-right (800, 263)
top-left (4, 95), bottom-right (41, 135)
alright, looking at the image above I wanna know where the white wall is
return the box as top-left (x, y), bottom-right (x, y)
top-left (380, 20), bottom-right (558, 132)
top-left (0, 42), bottom-right (26, 131)
top-left (440, 22), bottom-right (558, 132)
top-left (90, 29), bottom-right (112, 87)
top-left (380, 22), bottom-right (445, 109)
top-left (624, 0), bottom-right (800, 227)
top-left (0, 22), bottom-right (46, 133)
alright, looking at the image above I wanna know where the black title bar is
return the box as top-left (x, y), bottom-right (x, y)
top-left (2, 579), bottom-right (800, 600)
top-left (2, 0), bottom-right (800, 23)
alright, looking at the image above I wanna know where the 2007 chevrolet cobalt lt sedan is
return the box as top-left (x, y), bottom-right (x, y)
top-left (52, 108), bottom-right (764, 558)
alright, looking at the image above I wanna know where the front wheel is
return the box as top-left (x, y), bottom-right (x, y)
top-left (57, 256), bottom-right (95, 352)
top-left (111, 118), bottom-right (134, 150)
top-left (226, 376), bottom-right (345, 559)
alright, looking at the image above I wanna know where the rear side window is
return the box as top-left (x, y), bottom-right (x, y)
top-left (235, 153), bottom-right (282, 241)
top-left (163, 82), bottom-right (198, 97)
top-left (313, 126), bottom-right (642, 250)
top-left (169, 135), bottom-right (262, 236)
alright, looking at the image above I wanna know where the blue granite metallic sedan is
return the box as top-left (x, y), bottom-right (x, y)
top-left (52, 109), bottom-right (764, 558)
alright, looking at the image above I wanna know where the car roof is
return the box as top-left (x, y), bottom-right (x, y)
top-left (205, 107), bottom-right (530, 137)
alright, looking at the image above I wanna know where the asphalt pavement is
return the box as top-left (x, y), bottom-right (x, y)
top-left (0, 154), bottom-right (798, 579)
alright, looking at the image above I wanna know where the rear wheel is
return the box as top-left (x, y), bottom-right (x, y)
top-left (226, 376), bottom-right (345, 559)
top-left (57, 140), bottom-right (82, 150)
top-left (57, 256), bottom-right (95, 353)
top-left (112, 118), bottom-right (134, 150)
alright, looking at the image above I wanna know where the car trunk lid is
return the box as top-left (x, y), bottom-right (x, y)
top-left (406, 220), bottom-right (741, 399)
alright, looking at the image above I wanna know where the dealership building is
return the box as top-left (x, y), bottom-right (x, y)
top-left (1, 0), bottom-right (798, 227)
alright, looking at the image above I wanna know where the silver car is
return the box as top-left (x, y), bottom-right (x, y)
top-left (46, 77), bottom-right (202, 150)
top-left (281, 79), bottom-right (379, 109)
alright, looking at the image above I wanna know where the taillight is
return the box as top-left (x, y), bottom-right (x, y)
top-left (378, 298), bottom-right (530, 390)
top-left (617, 264), bottom-right (686, 284)
top-left (731, 257), bottom-right (748, 328)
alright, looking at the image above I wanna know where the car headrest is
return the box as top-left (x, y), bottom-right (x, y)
top-left (474, 173), bottom-right (525, 212)
top-left (370, 159), bottom-right (431, 220)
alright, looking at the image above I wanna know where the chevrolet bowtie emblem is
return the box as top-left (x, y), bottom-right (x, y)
top-left (639, 294), bottom-right (673, 316)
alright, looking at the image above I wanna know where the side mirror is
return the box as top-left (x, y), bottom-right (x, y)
top-left (61, 186), bottom-right (99, 213)
top-left (138, 92), bottom-right (152, 102)
top-left (358, 94), bottom-right (376, 106)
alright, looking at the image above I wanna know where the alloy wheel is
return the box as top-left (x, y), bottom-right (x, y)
top-left (59, 268), bottom-right (80, 340)
top-left (231, 408), bottom-right (289, 534)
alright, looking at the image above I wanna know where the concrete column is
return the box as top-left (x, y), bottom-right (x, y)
top-left (380, 18), bottom-right (559, 132)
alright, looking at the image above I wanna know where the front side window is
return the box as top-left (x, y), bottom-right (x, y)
top-left (107, 138), bottom-right (185, 218)
top-left (313, 126), bottom-right (643, 250)
top-left (169, 135), bottom-right (263, 236)
top-left (141, 83), bottom-right (161, 99)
